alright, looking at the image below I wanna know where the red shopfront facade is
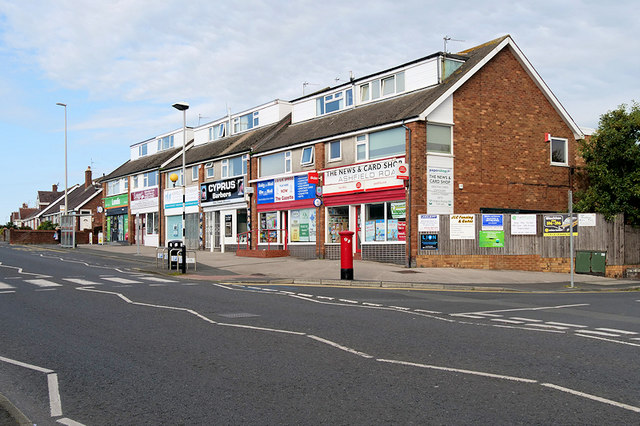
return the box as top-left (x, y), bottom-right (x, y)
top-left (322, 156), bottom-right (407, 265)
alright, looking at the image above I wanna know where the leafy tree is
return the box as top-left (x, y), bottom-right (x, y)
top-left (38, 221), bottom-right (57, 230)
top-left (575, 102), bottom-right (640, 226)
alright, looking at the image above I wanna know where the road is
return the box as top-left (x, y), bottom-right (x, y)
top-left (1, 244), bottom-right (639, 424)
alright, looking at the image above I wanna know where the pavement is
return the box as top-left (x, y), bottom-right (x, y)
top-left (74, 243), bottom-right (640, 293)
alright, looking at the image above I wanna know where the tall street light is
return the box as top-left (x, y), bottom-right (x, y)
top-left (56, 103), bottom-right (68, 217)
top-left (172, 102), bottom-right (189, 256)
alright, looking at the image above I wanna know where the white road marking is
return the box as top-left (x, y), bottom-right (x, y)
top-left (631, 338), bottom-right (640, 341)
top-left (25, 279), bottom-right (62, 288)
top-left (575, 330), bottom-right (620, 337)
top-left (545, 322), bottom-right (587, 328)
top-left (0, 291), bottom-right (15, 294)
top-left (0, 355), bottom-right (54, 373)
top-left (0, 282), bottom-right (15, 290)
top-left (362, 302), bottom-right (382, 307)
top-left (182, 283), bottom-right (200, 286)
top-left (57, 417), bottom-right (86, 426)
top-left (308, 335), bottom-right (373, 358)
top-left (102, 277), bottom-right (142, 284)
top-left (63, 278), bottom-right (100, 286)
top-left (297, 293), bottom-right (314, 297)
top-left (389, 306), bottom-right (411, 311)
top-left (414, 309), bottom-right (442, 314)
top-left (476, 313), bottom-right (503, 317)
top-left (510, 317), bottom-right (543, 322)
top-left (338, 299), bottom-right (359, 304)
top-left (138, 276), bottom-right (177, 283)
top-left (523, 323), bottom-right (569, 330)
top-left (317, 296), bottom-right (334, 300)
top-left (148, 284), bottom-right (167, 287)
top-left (378, 358), bottom-right (537, 383)
top-left (491, 318), bottom-right (524, 324)
top-left (576, 334), bottom-right (640, 347)
top-left (48, 373), bottom-right (63, 417)
top-left (595, 328), bottom-right (638, 335)
top-left (541, 383), bottom-right (640, 413)
top-left (453, 303), bottom-right (590, 317)
top-left (451, 314), bottom-right (485, 319)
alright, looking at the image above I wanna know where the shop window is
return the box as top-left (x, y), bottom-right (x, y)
top-left (364, 201), bottom-right (406, 242)
top-left (427, 124), bottom-right (452, 154)
top-left (327, 206), bottom-right (349, 243)
top-left (259, 211), bottom-right (279, 243)
top-left (289, 209), bottom-right (316, 242)
top-left (146, 212), bottom-right (158, 235)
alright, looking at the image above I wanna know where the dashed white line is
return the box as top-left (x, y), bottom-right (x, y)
top-left (389, 306), bottom-right (411, 311)
top-left (414, 309), bottom-right (442, 314)
top-left (491, 318), bottom-right (524, 324)
top-left (510, 317), bottom-right (543, 322)
top-left (541, 383), bottom-right (640, 413)
top-left (48, 373), bottom-right (62, 417)
top-left (63, 278), bottom-right (100, 286)
top-left (297, 293), bottom-right (314, 297)
top-left (545, 322), bottom-right (587, 328)
top-left (595, 328), bottom-right (638, 335)
top-left (576, 334), bottom-right (640, 347)
top-left (25, 279), bottom-right (62, 288)
top-left (317, 296), bottom-right (334, 300)
top-left (362, 302), bottom-right (382, 307)
top-left (575, 330), bottom-right (620, 337)
top-left (139, 276), bottom-right (177, 283)
top-left (102, 277), bottom-right (142, 284)
top-left (338, 299), bottom-right (359, 304)
top-left (451, 314), bottom-right (485, 319)
top-left (0, 291), bottom-right (15, 294)
top-left (523, 323), bottom-right (569, 330)
top-left (476, 313), bottom-right (503, 317)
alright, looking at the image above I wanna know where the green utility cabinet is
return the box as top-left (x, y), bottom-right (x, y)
top-left (575, 250), bottom-right (607, 276)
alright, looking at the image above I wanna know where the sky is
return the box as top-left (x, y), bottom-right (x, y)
top-left (1, 0), bottom-right (638, 224)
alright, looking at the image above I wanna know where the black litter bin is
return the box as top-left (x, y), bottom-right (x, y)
top-left (167, 240), bottom-right (186, 273)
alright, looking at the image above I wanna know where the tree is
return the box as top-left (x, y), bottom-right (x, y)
top-left (38, 221), bottom-right (57, 230)
top-left (575, 102), bottom-right (640, 226)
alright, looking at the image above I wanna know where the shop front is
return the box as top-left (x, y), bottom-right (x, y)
top-left (256, 174), bottom-right (317, 258)
top-left (104, 194), bottom-right (129, 243)
top-left (164, 185), bottom-right (200, 249)
top-left (201, 176), bottom-right (248, 252)
top-left (130, 186), bottom-right (160, 247)
top-left (322, 157), bottom-right (407, 264)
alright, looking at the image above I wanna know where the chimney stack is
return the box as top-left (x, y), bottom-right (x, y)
top-left (85, 166), bottom-right (93, 189)
top-left (52, 184), bottom-right (58, 192)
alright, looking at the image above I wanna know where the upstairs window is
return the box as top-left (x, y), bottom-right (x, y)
top-left (132, 175), bottom-right (139, 189)
top-left (222, 154), bottom-right (248, 178)
top-left (550, 137), bottom-right (568, 165)
top-left (192, 166), bottom-right (199, 181)
top-left (301, 146), bottom-right (314, 166)
top-left (138, 143), bottom-right (148, 157)
top-left (166, 170), bottom-right (183, 187)
top-left (234, 112), bottom-right (259, 133)
top-left (359, 71), bottom-right (405, 103)
top-left (204, 162), bottom-right (214, 179)
top-left (209, 123), bottom-right (227, 141)
top-left (316, 89), bottom-right (353, 116)
top-left (427, 124), bottom-right (452, 155)
top-left (356, 127), bottom-right (405, 161)
top-left (260, 151), bottom-right (292, 177)
top-left (328, 140), bottom-right (341, 162)
top-left (143, 171), bottom-right (158, 187)
top-left (157, 135), bottom-right (174, 151)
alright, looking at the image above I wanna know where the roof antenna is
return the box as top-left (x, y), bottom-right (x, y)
top-left (443, 35), bottom-right (465, 54)
top-left (198, 114), bottom-right (210, 126)
top-left (302, 81), bottom-right (320, 96)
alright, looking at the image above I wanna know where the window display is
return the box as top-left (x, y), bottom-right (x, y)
top-left (327, 206), bottom-right (349, 243)
top-left (364, 201), bottom-right (406, 242)
top-left (290, 209), bottom-right (316, 242)
top-left (259, 211), bottom-right (278, 243)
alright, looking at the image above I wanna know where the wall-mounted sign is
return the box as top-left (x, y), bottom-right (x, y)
top-left (479, 230), bottom-right (505, 247)
top-left (450, 214), bottom-right (475, 240)
top-left (396, 163), bottom-right (409, 180)
top-left (418, 214), bottom-right (439, 233)
top-left (130, 187), bottom-right (159, 212)
top-left (257, 175), bottom-right (316, 204)
top-left (543, 214), bottom-right (578, 237)
top-left (578, 213), bottom-right (596, 227)
top-left (200, 177), bottom-right (245, 205)
top-left (482, 214), bottom-right (503, 230)
top-left (307, 171), bottom-right (319, 185)
top-left (104, 194), bottom-right (128, 209)
top-left (164, 186), bottom-right (200, 211)
top-left (427, 166), bottom-right (453, 214)
top-left (510, 214), bottom-right (537, 235)
top-left (420, 233), bottom-right (438, 250)
top-left (322, 157), bottom-right (405, 195)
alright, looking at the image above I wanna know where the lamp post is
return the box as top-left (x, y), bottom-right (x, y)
top-left (55, 103), bottom-right (68, 216)
top-left (172, 102), bottom-right (189, 273)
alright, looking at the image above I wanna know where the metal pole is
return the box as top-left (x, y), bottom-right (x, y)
top-left (64, 105), bottom-right (68, 216)
top-left (569, 190), bottom-right (574, 288)
top-left (181, 109), bottom-right (187, 273)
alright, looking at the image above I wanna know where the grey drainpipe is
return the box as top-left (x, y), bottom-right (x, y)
top-left (401, 121), bottom-right (412, 268)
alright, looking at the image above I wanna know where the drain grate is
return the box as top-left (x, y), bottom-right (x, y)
top-left (218, 312), bottom-right (260, 318)
top-left (393, 270), bottom-right (420, 274)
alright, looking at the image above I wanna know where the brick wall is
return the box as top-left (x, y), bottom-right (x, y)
top-left (9, 230), bottom-right (92, 245)
top-left (451, 48), bottom-right (577, 213)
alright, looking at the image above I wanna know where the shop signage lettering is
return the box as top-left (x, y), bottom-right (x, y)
top-left (257, 175), bottom-right (316, 204)
top-left (105, 194), bottom-right (128, 209)
top-left (201, 177), bottom-right (244, 204)
top-left (543, 214), bottom-right (578, 237)
top-left (481, 214), bottom-right (503, 230)
top-left (324, 158), bottom-right (403, 185)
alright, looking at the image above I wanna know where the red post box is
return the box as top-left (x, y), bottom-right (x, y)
top-left (339, 230), bottom-right (354, 280)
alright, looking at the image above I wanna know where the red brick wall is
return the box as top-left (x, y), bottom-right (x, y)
top-left (451, 47), bottom-right (576, 213)
top-left (9, 230), bottom-right (92, 244)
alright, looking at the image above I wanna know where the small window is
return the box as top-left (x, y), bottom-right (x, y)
top-left (360, 83), bottom-right (370, 102)
top-left (138, 143), bottom-right (147, 156)
top-left (550, 137), bottom-right (568, 165)
top-left (205, 162), bottom-right (214, 179)
top-left (427, 124), bottom-right (452, 154)
top-left (221, 159), bottom-right (229, 178)
top-left (382, 75), bottom-right (395, 96)
top-left (301, 146), bottom-right (314, 166)
top-left (192, 166), bottom-right (199, 181)
top-left (356, 135), bottom-right (368, 161)
top-left (371, 79), bottom-right (380, 99)
top-left (329, 140), bottom-right (341, 161)
top-left (346, 89), bottom-right (353, 106)
top-left (285, 151), bottom-right (292, 173)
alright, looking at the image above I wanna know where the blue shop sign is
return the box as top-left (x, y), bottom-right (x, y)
top-left (482, 214), bottom-right (504, 230)
top-left (257, 175), bottom-right (316, 205)
top-left (257, 180), bottom-right (275, 204)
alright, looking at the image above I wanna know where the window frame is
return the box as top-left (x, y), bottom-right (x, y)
top-left (328, 140), bottom-right (342, 162)
top-left (138, 143), bottom-right (147, 157)
top-left (204, 162), bottom-right (214, 179)
top-left (301, 146), bottom-right (314, 166)
top-left (356, 135), bottom-right (368, 162)
top-left (426, 124), bottom-right (453, 155)
top-left (192, 165), bottom-right (199, 182)
top-left (550, 137), bottom-right (568, 166)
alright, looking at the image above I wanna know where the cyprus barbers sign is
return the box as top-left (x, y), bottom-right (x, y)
top-left (200, 177), bottom-right (245, 205)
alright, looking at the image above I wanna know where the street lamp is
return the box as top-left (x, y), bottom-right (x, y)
top-left (55, 103), bottom-right (68, 216)
top-left (172, 101), bottom-right (189, 252)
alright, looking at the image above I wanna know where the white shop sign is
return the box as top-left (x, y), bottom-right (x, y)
top-left (323, 158), bottom-right (405, 195)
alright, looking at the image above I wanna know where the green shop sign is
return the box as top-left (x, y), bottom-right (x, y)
top-left (104, 194), bottom-right (129, 209)
top-left (479, 231), bottom-right (505, 248)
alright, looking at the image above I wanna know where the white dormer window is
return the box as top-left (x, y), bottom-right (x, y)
top-left (157, 135), bottom-right (174, 151)
top-left (233, 112), bottom-right (259, 133)
top-left (138, 143), bottom-right (148, 157)
top-left (316, 88), bottom-right (353, 116)
top-left (209, 123), bottom-right (227, 141)
top-left (359, 71), bottom-right (405, 103)
top-left (301, 146), bottom-right (314, 166)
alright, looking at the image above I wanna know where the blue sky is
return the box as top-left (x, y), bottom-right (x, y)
top-left (1, 0), bottom-right (639, 224)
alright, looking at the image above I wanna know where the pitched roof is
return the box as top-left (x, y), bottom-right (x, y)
top-left (41, 183), bottom-right (102, 216)
top-left (100, 146), bottom-right (183, 181)
top-left (163, 114), bottom-right (291, 169)
top-left (37, 190), bottom-right (64, 205)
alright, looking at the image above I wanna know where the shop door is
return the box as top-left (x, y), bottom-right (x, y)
top-left (221, 209), bottom-right (236, 247)
top-left (111, 217), bottom-right (119, 242)
top-left (354, 206), bottom-right (362, 254)
top-left (185, 213), bottom-right (199, 250)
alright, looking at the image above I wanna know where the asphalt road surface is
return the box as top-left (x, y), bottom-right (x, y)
top-left (1, 244), bottom-right (639, 424)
